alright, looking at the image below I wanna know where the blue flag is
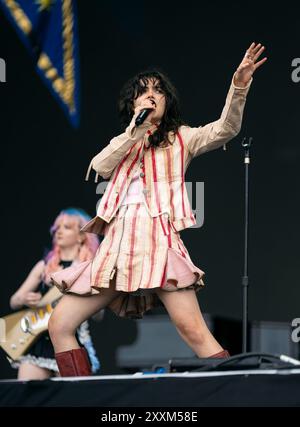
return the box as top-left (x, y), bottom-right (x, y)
top-left (0, 0), bottom-right (80, 128)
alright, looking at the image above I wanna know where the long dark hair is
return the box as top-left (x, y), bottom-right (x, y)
top-left (118, 69), bottom-right (185, 147)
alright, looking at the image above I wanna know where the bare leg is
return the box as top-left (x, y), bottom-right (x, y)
top-left (49, 280), bottom-right (119, 353)
top-left (18, 362), bottom-right (52, 380)
top-left (154, 288), bottom-right (223, 357)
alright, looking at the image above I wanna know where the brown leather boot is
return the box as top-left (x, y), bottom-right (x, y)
top-left (209, 350), bottom-right (230, 358)
top-left (55, 347), bottom-right (91, 377)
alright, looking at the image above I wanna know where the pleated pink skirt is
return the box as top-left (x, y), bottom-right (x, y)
top-left (52, 202), bottom-right (205, 318)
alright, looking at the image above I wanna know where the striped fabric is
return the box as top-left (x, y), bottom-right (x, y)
top-left (52, 201), bottom-right (206, 319)
top-left (91, 202), bottom-right (205, 318)
top-left (120, 168), bottom-right (144, 206)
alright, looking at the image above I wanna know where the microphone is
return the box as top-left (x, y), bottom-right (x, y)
top-left (135, 100), bottom-right (156, 126)
top-left (135, 108), bottom-right (153, 126)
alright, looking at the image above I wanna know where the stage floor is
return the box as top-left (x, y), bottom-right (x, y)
top-left (1, 368), bottom-right (300, 407)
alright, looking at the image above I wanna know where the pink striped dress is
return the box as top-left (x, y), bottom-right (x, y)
top-left (52, 146), bottom-right (205, 319)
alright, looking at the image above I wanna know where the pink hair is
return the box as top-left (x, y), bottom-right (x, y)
top-left (43, 208), bottom-right (99, 283)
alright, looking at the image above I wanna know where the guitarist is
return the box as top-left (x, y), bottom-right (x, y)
top-left (8, 208), bottom-right (101, 379)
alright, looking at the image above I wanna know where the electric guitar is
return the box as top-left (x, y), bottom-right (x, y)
top-left (0, 286), bottom-right (62, 360)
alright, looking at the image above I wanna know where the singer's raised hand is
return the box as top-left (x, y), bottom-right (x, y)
top-left (234, 42), bottom-right (267, 87)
